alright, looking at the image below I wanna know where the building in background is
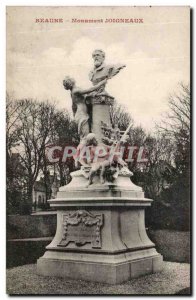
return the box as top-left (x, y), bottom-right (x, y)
top-left (32, 173), bottom-right (60, 210)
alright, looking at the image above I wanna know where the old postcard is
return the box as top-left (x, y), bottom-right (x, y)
top-left (6, 6), bottom-right (191, 295)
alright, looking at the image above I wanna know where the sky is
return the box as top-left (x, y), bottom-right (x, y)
top-left (6, 6), bottom-right (190, 131)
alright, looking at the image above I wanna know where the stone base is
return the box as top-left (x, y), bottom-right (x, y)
top-left (37, 205), bottom-right (163, 284)
top-left (37, 249), bottom-right (163, 284)
top-left (37, 173), bottom-right (163, 284)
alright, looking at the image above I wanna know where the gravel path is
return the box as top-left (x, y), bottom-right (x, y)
top-left (6, 261), bottom-right (190, 295)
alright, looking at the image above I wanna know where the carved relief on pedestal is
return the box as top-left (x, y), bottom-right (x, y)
top-left (58, 210), bottom-right (103, 248)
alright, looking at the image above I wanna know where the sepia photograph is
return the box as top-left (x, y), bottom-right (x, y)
top-left (6, 5), bottom-right (191, 295)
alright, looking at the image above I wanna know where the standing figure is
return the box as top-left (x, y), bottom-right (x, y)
top-left (63, 76), bottom-right (107, 141)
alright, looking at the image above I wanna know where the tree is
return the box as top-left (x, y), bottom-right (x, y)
top-left (160, 83), bottom-right (190, 139)
top-left (11, 99), bottom-right (57, 214)
top-left (128, 128), bottom-right (173, 201)
top-left (6, 94), bottom-right (22, 156)
top-left (6, 96), bottom-right (79, 214)
top-left (46, 109), bottom-right (78, 187)
top-left (154, 83), bottom-right (191, 230)
top-left (6, 96), bottom-right (27, 214)
top-left (159, 83), bottom-right (190, 184)
top-left (110, 100), bottom-right (133, 130)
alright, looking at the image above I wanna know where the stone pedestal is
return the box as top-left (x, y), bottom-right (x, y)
top-left (91, 94), bottom-right (114, 142)
top-left (37, 171), bottom-right (163, 284)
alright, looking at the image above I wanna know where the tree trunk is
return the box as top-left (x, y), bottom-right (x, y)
top-left (22, 183), bottom-right (33, 215)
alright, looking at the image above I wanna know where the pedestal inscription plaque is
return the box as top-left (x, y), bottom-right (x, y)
top-left (58, 210), bottom-right (103, 248)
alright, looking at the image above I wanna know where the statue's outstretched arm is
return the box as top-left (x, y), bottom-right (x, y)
top-left (78, 78), bottom-right (107, 95)
top-left (108, 64), bottom-right (126, 79)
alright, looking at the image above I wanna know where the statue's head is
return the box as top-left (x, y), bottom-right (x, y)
top-left (63, 76), bottom-right (75, 90)
top-left (92, 49), bottom-right (105, 68)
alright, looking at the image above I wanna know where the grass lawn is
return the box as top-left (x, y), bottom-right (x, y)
top-left (6, 261), bottom-right (190, 295)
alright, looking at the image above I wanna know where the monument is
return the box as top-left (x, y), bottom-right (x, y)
top-left (37, 49), bottom-right (163, 284)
